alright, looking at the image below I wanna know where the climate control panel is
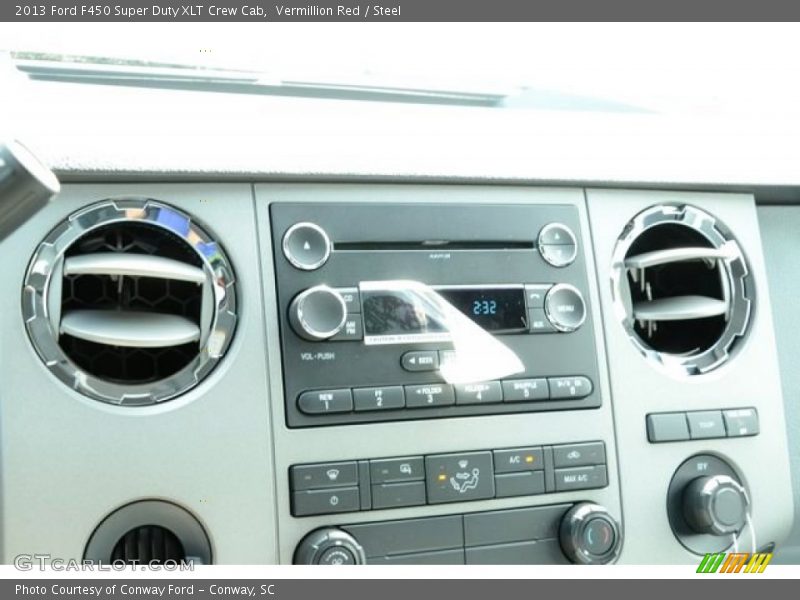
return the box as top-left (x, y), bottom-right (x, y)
top-left (290, 441), bottom-right (608, 517)
top-left (294, 501), bottom-right (622, 565)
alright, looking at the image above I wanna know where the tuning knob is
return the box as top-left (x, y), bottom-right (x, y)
top-left (289, 285), bottom-right (348, 341)
top-left (544, 284), bottom-right (587, 332)
top-left (559, 502), bottom-right (622, 564)
top-left (682, 475), bottom-right (749, 536)
top-left (294, 528), bottom-right (366, 565)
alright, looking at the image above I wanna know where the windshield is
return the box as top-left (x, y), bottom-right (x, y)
top-left (2, 22), bottom-right (800, 116)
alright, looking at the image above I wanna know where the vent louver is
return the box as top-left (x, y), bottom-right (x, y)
top-left (111, 526), bottom-right (185, 564)
top-left (23, 199), bottom-right (237, 405)
top-left (611, 204), bottom-right (752, 376)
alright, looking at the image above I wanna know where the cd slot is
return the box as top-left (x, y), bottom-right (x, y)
top-left (334, 240), bottom-right (535, 251)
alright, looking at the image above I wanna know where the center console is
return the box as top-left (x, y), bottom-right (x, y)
top-left (259, 184), bottom-right (793, 565)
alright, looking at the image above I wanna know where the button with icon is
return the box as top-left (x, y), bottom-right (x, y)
top-left (291, 461), bottom-right (359, 490)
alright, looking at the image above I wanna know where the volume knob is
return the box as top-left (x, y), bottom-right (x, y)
top-left (289, 286), bottom-right (347, 341)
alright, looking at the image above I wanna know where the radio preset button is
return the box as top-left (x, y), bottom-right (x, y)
top-left (405, 384), bottom-right (455, 408)
top-left (401, 351), bottom-right (440, 372)
top-left (502, 378), bottom-right (549, 402)
top-left (548, 376), bottom-right (593, 400)
top-left (282, 222), bottom-right (332, 271)
top-left (538, 223), bottom-right (578, 268)
top-left (298, 389), bottom-right (353, 414)
top-left (454, 381), bottom-right (503, 405)
top-left (353, 386), bottom-right (405, 412)
top-left (544, 284), bottom-right (586, 332)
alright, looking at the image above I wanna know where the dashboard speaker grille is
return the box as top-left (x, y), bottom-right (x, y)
top-left (612, 204), bottom-right (752, 376)
top-left (23, 199), bottom-right (237, 405)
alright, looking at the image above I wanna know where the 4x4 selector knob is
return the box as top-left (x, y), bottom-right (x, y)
top-left (559, 502), bottom-right (622, 564)
top-left (289, 286), bottom-right (348, 341)
top-left (294, 528), bottom-right (366, 565)
top-left (682, 475), bottom-right (749, 536)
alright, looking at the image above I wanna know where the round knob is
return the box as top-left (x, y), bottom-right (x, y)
top-left (289, 286), bottom-right (348, 341)
top-left (544, 284), bottom-right (587, 332)
top-left (294, 528), bottom-right (366, 565)
top-left (538, 222), bottom-right (578, 267)
top-left (282, 222), bottom-right (332, 271)
top-left (682, 475), bottom-right (749, 536)
top-left (559, 502), bottom-right (622, 565)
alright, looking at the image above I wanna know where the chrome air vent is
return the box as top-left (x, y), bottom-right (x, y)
top-left (85, 501), bottom-right (212, 565)
top-left (23, 199), bottom-right (237, 405)
top-left (611, 205), bottom-right (752, 376)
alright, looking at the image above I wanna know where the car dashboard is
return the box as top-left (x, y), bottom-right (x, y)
top-left (0, 71), bottom-right (798, 566)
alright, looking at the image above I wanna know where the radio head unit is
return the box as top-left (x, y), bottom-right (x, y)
top-left (270, 203), bottom-right (602, 428)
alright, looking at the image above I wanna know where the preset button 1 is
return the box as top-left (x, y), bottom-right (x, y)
top-left (298, 389), bottom-right (353, 414)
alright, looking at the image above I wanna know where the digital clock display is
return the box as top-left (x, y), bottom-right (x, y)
top-left (437, 287), bottom-right (527, 333)
top-left (362, 286), bottom-right (527, 337)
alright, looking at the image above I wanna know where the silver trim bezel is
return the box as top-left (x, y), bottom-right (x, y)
top-left (544, 283), bottom-right (587, 332)
top-left (291, 285), bottom-right (348, 340)
top-left (610, 204), bottom-right (752, 377)
top-left (538, 222), bottom-right (578, 267)
top-left (282, 221), bottom-right (332, 271)
top-left (22, 198), bottom-right (238, 406)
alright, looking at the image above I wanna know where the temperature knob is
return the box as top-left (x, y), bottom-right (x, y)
top-left (559, 502), bottom-right (622, 564)
top-left (289, 286), bottom-right (348, 341)
top-left (294, 528), bottom-right (366, 565)
top-left (682, 475), bottom-right (748, 536)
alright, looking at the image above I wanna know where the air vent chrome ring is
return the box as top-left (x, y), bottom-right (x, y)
top-left (23, 198), bottom-right (237, 405)
top-left (611, 204), bottom-right (752, 376)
